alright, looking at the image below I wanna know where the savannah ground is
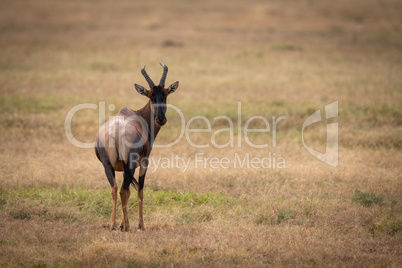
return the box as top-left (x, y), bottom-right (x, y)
top-left (0, 0), bottom-right (401, 266)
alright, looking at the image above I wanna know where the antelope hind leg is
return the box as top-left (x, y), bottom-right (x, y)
top-left (119, 187), bottom-right (131, 231)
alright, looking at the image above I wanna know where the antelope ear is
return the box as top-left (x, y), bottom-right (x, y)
top-left (135, 84), bottom-right (149, 96)
top-left (167, 81), bottom-right (179, 95)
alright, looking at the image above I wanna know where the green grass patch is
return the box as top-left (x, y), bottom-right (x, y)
top-left (369, 213), bottom-right (402, 236)
top-left (352, 190), bottom-right (396, 207)
top-left (271, 44), bottom-right (303, 51)
top-left (9, 209), bottom-right (32, 220)
top-left (2, 186), bottom-right (235, 224)
top-left (255, 208), bottom-right (297, 226)
top-left (177, 209), bottom-right (214, 225)
top-left (0, 95), bottom-right (64, 114)
top-left (6, 186), bottom-right (112, 222)
top-left (374, 218), bottom-right (402, 236)
top-left (143, 189), bottom-right (233, 212)
top-left (276, 208), bottom-right (296, 224)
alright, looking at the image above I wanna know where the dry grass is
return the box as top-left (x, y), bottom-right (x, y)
top-left (0, 0), bottom-right (401, 266)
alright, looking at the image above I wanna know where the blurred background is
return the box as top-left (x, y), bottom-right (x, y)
top-left (0, 0), bottom-right (401, 266)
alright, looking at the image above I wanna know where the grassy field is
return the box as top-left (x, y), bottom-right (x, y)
top-left (0, 0), bottom-right (401, 266)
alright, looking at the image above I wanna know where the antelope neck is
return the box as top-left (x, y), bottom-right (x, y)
top-left (135, 100), bottom-right (161, 139)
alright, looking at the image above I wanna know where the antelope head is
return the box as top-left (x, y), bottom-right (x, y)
top-left (134, 63), bottom-right (179, 126)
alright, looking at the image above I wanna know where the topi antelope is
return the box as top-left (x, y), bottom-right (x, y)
top-left (95, 63), bottom-right (179, 231)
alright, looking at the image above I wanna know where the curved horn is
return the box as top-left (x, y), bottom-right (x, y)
top-left (159, 62), bottom-right (168, 87)
top-left (141, 65), bottom-right (155, 88)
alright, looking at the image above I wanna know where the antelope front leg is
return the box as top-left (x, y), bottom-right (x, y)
top-left (110, 179), bottom-right (118, 231)
top-left (137, 159), bottom-right (148, 231)
top-left (138, 188), bottom-right (144, 230)
top-left (138, 165), bottom-right (148, 230)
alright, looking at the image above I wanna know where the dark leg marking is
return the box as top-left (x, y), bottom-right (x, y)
top-left (138, 174), bottom-right (145, 191)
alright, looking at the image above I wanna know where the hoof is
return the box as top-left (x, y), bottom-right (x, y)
top-left (109, 223), bottom-right (117, 231)
top-left (120, 225), bottom-right (130, 232)
top-left (103, 224), bottom-right (117, 231)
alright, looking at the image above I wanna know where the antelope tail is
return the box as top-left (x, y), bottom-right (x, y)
top-left (120, 153), bottom-right (139, 191)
